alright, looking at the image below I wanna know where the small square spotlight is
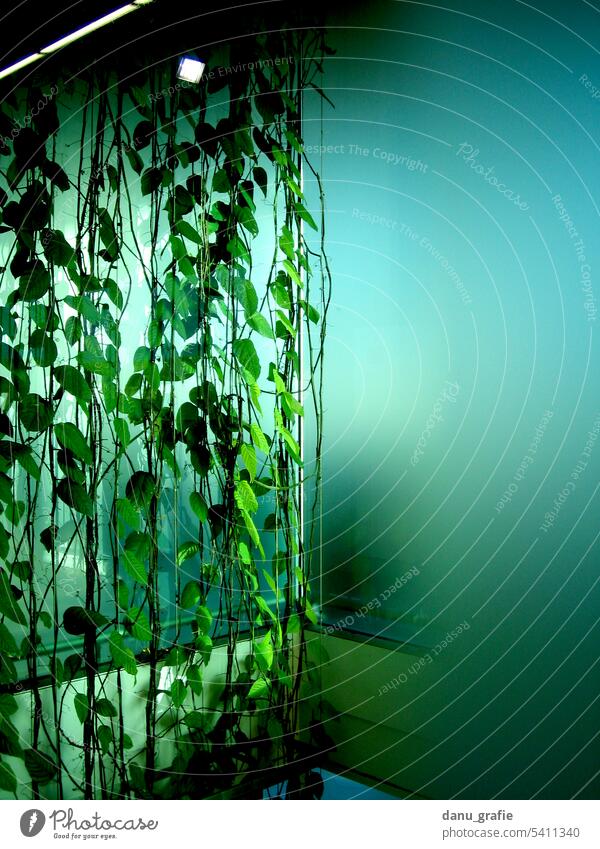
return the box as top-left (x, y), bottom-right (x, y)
top-left (177, 56), bottom-right (206, 84)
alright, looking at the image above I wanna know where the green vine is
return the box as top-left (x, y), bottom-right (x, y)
top-left (0, 28), bottom-right (332, 800)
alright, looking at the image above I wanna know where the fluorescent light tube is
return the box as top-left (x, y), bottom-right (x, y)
top-left (40, 4), bottom-right (138, 53)
top-left (0, 53), bottom-right (44, 80)
top-left (0, 0), bottom-right (154, 81)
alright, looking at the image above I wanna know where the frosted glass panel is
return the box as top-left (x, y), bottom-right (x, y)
top-left (303, 0), bottom-right (600, 798)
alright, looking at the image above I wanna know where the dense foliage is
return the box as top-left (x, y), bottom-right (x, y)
top-left (0, 29), bottom-right (331, 799)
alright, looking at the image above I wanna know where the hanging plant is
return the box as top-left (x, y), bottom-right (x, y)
top-left (0, 25), bottom-right (332, 800)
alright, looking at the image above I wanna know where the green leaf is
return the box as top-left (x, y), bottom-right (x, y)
top-left (54, 422), bottom-right (92, 465)
top-left (125, 146), bottom-right (143, 174)
top-left (181, 580), bottom-right (201, 609)
top-left (126, 606), bottom-right (152, 641)
top-left (0, 522), bottom-right (10, 560)
top-left (195, 632), bottom-right (213, 664)
top-left (243, 510), bottom-right (262, 551)
top-left (237, 205), bottom-right (259, 237)
top-left (103, 380), bottom-right (117, 419)
top-left (232, 338), bottom-right (260, 381)
top-left (294, 201), bottom-right (318, 231)
top-left (249, 380), bottom-right (262, 413)
top-left (176, 401), bottom-right (198, 434)
top-left (234, 276), bottom-right (258, 316)
top-left (0, 307), bottom-right (17, 340)
top-left (254, 630), bottom-right (274, 672)
top-left (281, 392), bottom-right (304, 419)
top-left (19, 394), bottom-right (53, 432)
top-left (96, 697), bottom-right (119, 718)
top-left (235, 480), bottom-right (258, 514)
top-left (38, 610), bottom-right (52, 629)
top-left (286, 177), bottom-right (303, 197)
top-left (108, 632), bottom-right (137, 677)
top-left (64, 315), bottom-right (82, 345)
top-left (145, 361), bottom-right (160, 392)
top-left (170, 678), bottom-right (187, 709)
top-left (247, 312), bottom-right (274, 339)
top-left (29, 329), bottom-right (57, 367)
top-left (304, 599), bottom-right (319, 625)
top-left (24, 748), bottom-right (58, 785)
top-left (279, 225), bottom-right (295, 261)
top-left (117, 580), bottom-right (129, 610)
top-left (238, 541), bottom-right (251, 565)
top-left (275, 310), bottom-right (296, 338)
top-left (299, 298), bottom-right (320, 323)
top-left (63, 654), bottom-right (82, 680)
top-left (124, 372), bottom-right (143, 397)
top-left (74, 692), bottom-right (89, 724)
top-left (189, 491), bottom-right (208, 522)
top-left (250, 423), bottom-right (270, 454)
top-left (255, 593), bottom-right (275, 622)
top-left (186, 664), bottom-right (203, 696)
top-left (97, 725), bottom-right (113, 756)
top-left (283, 259), bottom-right (302, 287)
top-left (104, 278), bottom-right (123, 310)
top-left (77, 350), bottom-right (113, 377)
top-left (123, 551), bottom-right (147, 586)
top-left (177, 540), bottom-right (200, 566)
top-left (226, 235), bottom-right (249, 261)
top-left (0, 571), bottom-right (26, 625)
top-left (240, 443), bottom-right (257, 480)
top-left (0, 760), bottom-right (17, 795)
top-left (0, 342), bottom-right (26, 376)
top-left (116, 497), bottom-right (140, 530)
top-left (0, 474), bottom-right (12, 504)
top-left (42, 229), bottom-right (76, 266)
top-left (125, 471), bottom-right (155, 510)
top-left (196, 605), bottom-right (212, 636)
top-left (56, 478), bottom-right (94, 517)
top-left (30, 303), bottom-right (58, 332)
top-left (43, 160), bottom-right (69, 191)
top-left (98, 208), bottom-right (119, 261)
top-left (182, 710), bottom-right (207, 729)
top-left (248, 677), bottom-right (270, 700)
top-left (0, 622), bottom-right (18, 655)
top-left (55, 365), bottom-right (91, 405)
top-left (280, 426), bottom-right (302, 464)
top-left (133, 346), bottom-right (151, 372)
top-left (63, 606), bottom-right (108, 635)
top-left (212, 168), bottom-right (230, 193)
top-left (253, 166), bottom-right (268, 196)
top-left (18, 265), bottom-right (50, 301)
top-left (64, 295), bottom-right (100, 325)
top-left (287, 612), bottom-right (301, 634)
top-left (176, 220), bottom-right (203, 245)
top-left (120, 528), bottom-right (149, 563)
top-left (141, 167), bottom-right (163, 195)
top-left (148, 319), bottom-right (163, 348)
top-left (113, 418), bottom-right (129, 449)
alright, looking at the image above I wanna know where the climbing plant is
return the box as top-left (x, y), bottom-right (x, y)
top-left (0, 26), bottom-right (332, 799)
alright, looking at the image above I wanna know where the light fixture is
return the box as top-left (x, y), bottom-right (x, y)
top-left (40, 4), bottom-right (140, 53)
top-left (0, 53), bottom-right (44, 80)
top-left (0, 0), bottom-right (154, 79)
top-left (176, 56), bottom-right (206, 84)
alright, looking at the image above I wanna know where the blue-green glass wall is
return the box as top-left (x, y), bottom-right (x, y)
top-left (304, 0), bottom-right (600, 798)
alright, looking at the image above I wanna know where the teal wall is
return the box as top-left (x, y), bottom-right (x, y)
top-left (304, 0), bottom-right (600, 798)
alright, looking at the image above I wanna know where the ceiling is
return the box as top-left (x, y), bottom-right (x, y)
top-left (0, 0), bottom-right (336, 89)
